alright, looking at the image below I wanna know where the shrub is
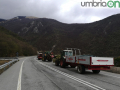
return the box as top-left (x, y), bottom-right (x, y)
top-left (114, 57), bottom-right (120, 67)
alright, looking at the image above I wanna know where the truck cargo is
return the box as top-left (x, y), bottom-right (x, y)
top-left (55, 48), bottom-right (114, 74)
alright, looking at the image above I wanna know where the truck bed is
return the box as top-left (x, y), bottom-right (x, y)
top-left (66, 55), bottom-right (114, 66)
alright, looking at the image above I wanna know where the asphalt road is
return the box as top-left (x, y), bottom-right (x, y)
top-left (0, 56), bottom-right (120, 90)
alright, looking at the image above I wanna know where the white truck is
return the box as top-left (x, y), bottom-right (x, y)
top-left (55, 48), bottom-right (114, 74)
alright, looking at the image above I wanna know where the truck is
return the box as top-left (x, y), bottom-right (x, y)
top-left (55, 48), bottom-right (114, 74)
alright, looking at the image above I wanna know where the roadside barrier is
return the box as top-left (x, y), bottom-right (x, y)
top-left (0, 58), bottom-right (19, 74)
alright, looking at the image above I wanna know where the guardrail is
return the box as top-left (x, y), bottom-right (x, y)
top-left (0, 58), bottom-right (19, 74)
top-left (0, 57), bottom-right (18, 60)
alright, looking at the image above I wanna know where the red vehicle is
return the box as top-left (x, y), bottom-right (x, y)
top-left (55, 48), bottom-right (114, 74)
top-left (37, 53), bottom-right (43, 60)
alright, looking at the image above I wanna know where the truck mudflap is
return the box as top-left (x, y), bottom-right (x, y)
top-left (87, 66), bottom-right (110, 70)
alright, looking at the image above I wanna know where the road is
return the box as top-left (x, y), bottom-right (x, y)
top-left (0, 56), bottom-right (120, 90)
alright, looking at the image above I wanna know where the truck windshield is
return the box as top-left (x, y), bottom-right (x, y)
top-left (68, 51), bottom-right (73, 56)
top-left (65, 51), bottom-right (73, 56)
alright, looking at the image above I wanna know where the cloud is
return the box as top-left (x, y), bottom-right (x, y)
top-left (0, 0), bottom-right (120, 23)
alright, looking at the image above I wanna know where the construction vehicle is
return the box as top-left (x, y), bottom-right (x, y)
top-left (54, 48), bottom-right (114, 74)
top-left (42, 51), bottom-right (54, 62)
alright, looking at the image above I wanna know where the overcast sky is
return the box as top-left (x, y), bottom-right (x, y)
top-left (0, 0), bottom-right (120, 23)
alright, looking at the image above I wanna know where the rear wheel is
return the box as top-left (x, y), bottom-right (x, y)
top-left (92, 70), bottom-right (100, 74)
top-left (77, 65), bottom-right (85, 74)
top-left (42, 57), bottom-right (46, 61)
top-left (48, 58), bottom-right (52, 62)
top-left (60, 59), bottom-right (66, 68)
top-left (42, 57), bottom-right (44, 61)
top-left (44, 56), bottom-right (46, 61)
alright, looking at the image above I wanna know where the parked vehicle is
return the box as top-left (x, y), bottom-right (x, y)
top-left (42, 51), bottom-right (54, 62)
top-left (54, 48), bottom-right (114, 74)
top-left (37, 53), bottom-right (43, 60)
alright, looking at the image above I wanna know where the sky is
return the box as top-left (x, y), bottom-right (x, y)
top-left (0, 0), bottom-right (120, 23)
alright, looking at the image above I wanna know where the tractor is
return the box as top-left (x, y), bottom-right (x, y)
top-left (42, 51), bottom-right (54, 62)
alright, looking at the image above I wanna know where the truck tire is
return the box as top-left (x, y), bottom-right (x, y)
top-left (55, 60), bottom-right (59, 66)
top-left (42, 58), bottom-right (44, 61)
top-left (77, 65), bottom-right (85, 74)
top-left (92, 70), bottom-right (100, 74)
top-left (42, 57), bottom-right (46, 61)
top-left (44, 56), bottom-right (46, 61)
top-left (60, 59), bottom-right (66, 68)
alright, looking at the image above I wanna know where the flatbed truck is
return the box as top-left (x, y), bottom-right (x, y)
top-left (55, 48), bottom-right (114, 74)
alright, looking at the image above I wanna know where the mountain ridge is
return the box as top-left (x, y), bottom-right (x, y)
top-left (0, 14), bottom-right (120, 57)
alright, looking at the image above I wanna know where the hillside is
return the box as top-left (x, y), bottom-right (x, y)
top-left (0, 14), bottom-right (120, 57)
top-left (0, 26), bottom-right (37, 57)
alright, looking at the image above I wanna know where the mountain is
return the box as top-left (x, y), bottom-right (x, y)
top-left (0, 26), bottom-right (37, 57)
top-left (0, 19), bottom-right (6, 22)
top-left (0, 14), bottom-right (120, 57)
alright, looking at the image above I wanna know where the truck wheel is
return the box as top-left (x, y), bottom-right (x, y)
top-left (92, 70), bottom-right (100, 74)
top-left (77, 65), bottom-right (85, 74)
top-left (42, 57), bottom-right (45, 61)
top-left (42, 58), bottom-right (44, 61)
top-left (60, 59), bottom-right (66, 68)
top-left (44, 56), bottom-right (46, 61)
top-left (55, 60), bottom-right (59, 66)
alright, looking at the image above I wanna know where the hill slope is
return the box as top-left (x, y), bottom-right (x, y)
top-left (0, 26), bottom-right (37, 57)
top-left (1, 14), bottom-right (120, 57)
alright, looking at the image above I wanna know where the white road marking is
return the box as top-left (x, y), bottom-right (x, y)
top-left (35, 59), bottom-right (105, 90)
top-left (17, 61), bottom-right (24, 90)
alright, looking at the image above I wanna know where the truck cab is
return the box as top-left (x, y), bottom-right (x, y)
top-left (61, 50), bottom-right (73, 59)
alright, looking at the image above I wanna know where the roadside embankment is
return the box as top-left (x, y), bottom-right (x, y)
top-left (109, 66), bottom-right (120, 74)
top-left (105, 66), bottom-right (120, 74)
